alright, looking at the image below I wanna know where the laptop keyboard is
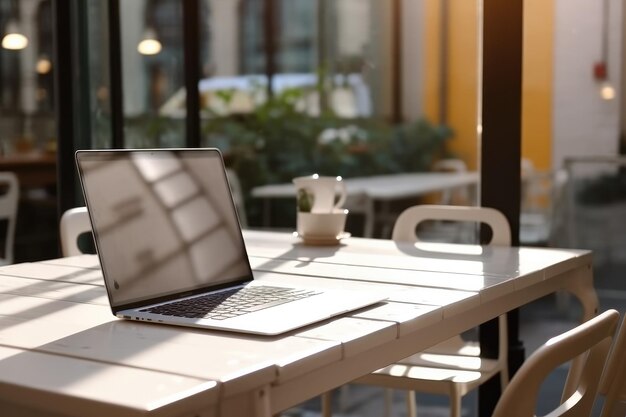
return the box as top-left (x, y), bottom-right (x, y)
top-left (140, 286), bottom-right (321, 320)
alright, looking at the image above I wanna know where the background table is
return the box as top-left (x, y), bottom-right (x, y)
top-left (0, 152), bottom-right (57, 189)
top-left (251, 172), bottom-right (479, 237)
top-left (0, 230), bottom-right (597, 417)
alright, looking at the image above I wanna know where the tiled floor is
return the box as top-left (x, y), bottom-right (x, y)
top-left (281, 264), bottom-right (626, 417)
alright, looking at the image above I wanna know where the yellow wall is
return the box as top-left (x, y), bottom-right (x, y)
top-left (522, 0), bottom-right (554, 170)
top-left (423, 0), bottom-right (442, 123)
top-left (422, 0), bottom-right (553, 171)
top-left (447, 1), bottom-right (480, 170)
top-left (423, 0), bottom-right (479, 170)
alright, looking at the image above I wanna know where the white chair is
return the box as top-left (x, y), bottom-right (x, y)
top-left (432, 158), bottom-right (472, 206)
top-left (391, 204), bottom-right (511, 245)
top-left (520, 168), bottom-right (568, 246)
top-left (349, 205), bottom-right (511, 417)
top-left (493, 309), bottom-right (620, 417)
top-left (60, 206), bottom-right (92, 256)
top-left (599, 316), bottom-right (626, 417)
top-left (0, 172), bottom-right (19, 265)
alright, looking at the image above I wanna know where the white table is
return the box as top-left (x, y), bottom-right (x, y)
top-left (251, 172), bottom-right (479, 237)
top-left (0, 230), bottom-right (597, 417)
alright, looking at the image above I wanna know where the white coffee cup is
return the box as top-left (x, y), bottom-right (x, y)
top-left (297, 209), bottom-right (348, 238)
top-left (293, 174), bottom-right (347, 213)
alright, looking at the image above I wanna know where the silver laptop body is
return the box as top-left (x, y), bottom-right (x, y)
top-left (76, 148), bottom-right (384, 335)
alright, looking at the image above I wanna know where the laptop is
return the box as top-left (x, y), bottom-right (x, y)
top-left (76, 148), bottom-right (385, 335)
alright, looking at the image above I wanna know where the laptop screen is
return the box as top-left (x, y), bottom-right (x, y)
top-left (76, 149), bottom-right (253, 309)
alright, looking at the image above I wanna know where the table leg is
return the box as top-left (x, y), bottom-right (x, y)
top-left (561, 264), bottom-right (599, 400)
top-left (362, 197), bottom-right (375, 238)
top-left (565, 264), bottom-right (599, 321)
top-left (479, 264), bottom-right (599, 417)
top-left (263, 198), bottom-right (271, 228)
top-left (378, 200), bottom-right (392, 238)
top-left (479, 317), bottom-right (510, 417)
top-left (220, 385), bottom-right (272, 417)
top-left (321, 391), bottom-right (332, 417)
top-left (254, 385), bottom-right (272, 417)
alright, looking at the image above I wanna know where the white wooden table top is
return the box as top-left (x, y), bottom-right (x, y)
top-left (251, 171), bottom-right (479, 201)
top-left (0, 230), bottom-right (595, 417)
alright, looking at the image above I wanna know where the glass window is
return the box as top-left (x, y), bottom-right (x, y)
top-left (120, 0), bottom-right (185, 148)
top-left (275, 0), bottom-right (316, 73)
top-left (240, 0), bottom-right (266, 74)
top-left (0, 0), bottom-right (58, 152)
top-left (86, 0), bottom-right (112, 149)
top-left (36, 0), bottom-right (53, 112)
top-left (0, 0), bottom-right (58, 262)
top-left (196, 0), bottom-right (481, 236)
top-left (519, 0), bottom-right (626, 305)
top-left (0, 1), bottom-right (20, 114)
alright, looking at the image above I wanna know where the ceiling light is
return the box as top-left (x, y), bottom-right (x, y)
top-left (2, 20), bottom-right (28, 50)
top-left (600, 82), bottom-right (616, 101)
top-left (137, 28), bottom-right (161, 55)
top-left (36, 56), bottom-right (52, 74)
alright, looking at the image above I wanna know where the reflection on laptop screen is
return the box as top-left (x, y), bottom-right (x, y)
top-left (77, 149), bottom-right (252, 308)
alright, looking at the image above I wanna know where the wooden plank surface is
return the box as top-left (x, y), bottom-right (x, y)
top-left (0, 231), bottom-right (595, 417)
top-left (251, 172), bottom-right (479, 200)
top-left (0, 346), bottom-right (219, 417)
top-left (0, 276), bottom-right (108, 305)
top-left (243, 230), bottom-right (590, 278)
top-left (0, 262), bottom-right (104, 285)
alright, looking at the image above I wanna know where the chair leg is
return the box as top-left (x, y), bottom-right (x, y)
top-left (384, 388), bottom-right (394, 417)
top-left (602, 400), bottom-right (626, 417)
top-left (450, 392), bottom-right (462, 417)
top-left (338, 384), bottom-right (351, 412)
top-left (321, 391), bottom-right (333, 417)
top-left (406, 390), bottom-right (417, 417)
top-left (448, 383), bottom-right (462, 417)
top-left (500, 368), bottom-right (509, 391)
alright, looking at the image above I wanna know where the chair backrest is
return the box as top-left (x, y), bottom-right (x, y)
top-left (432, 158), bottom-right (471, 205)
top-left (392, 204), bottom-right (512, 387)
top-left (492, 309), bottom-right (620, 417)
top-left (60, 206), bottom-right (91, 256)
top-left (0, 172), bottom-right (19, 264)
top-left (599, 317), bottom-right (626, 417)
top-left (433, 158), bottom-right (468, 173)
top-left (391, 204), bottom-right (511, 246)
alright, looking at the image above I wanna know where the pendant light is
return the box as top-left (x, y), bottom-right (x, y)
top-left (2, 19), bottom-right (28, 50)
top-left (137, 27), bottom-right (162, 55)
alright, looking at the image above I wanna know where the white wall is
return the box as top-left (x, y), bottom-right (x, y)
top-left (209, 0), bottom-right (239, 76)
top-left (401, 0), bottom-right (424, 121)
top-left (552, 0), bottom-right (623, 170)
top-left (337, 0), bottom-right (371, 56)
top-left (18, 0), bottom-right (39, 120)
top-left (120, 1), bottom-right (146, 117)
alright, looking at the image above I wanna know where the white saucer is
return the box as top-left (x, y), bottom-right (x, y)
top-left (294, 232), bottom-right (351, 246)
